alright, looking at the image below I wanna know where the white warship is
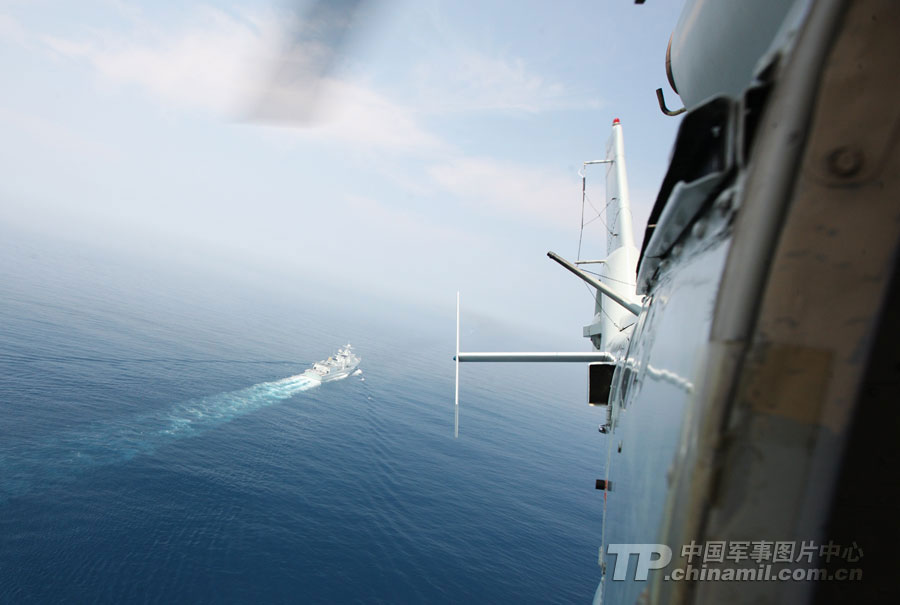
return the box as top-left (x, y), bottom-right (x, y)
top-left (302, 345), bottom-right (360, 383)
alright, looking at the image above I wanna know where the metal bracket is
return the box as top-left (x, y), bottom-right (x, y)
top-left (656, 87), bottom-right (686, 116)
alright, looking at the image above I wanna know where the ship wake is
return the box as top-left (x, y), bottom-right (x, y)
top-left (0, 373), bottom-right (321, 502)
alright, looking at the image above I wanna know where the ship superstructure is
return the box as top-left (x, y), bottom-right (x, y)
top-left (303, 344), bottom-right (360, 383)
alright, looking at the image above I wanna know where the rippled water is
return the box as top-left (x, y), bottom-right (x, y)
top-left (0, 234), bottom-right (602, 603)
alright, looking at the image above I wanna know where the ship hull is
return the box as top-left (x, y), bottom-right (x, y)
top-left (302, 360), bottom-right (360, 383)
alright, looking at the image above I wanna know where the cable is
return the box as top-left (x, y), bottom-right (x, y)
top-left (582, 268), bottom-right (636, 287)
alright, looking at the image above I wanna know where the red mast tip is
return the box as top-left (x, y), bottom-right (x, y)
top-left (612, 118), bottom-right (621, 125)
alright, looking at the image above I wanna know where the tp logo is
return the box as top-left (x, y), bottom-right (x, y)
top-left (607, 544), bottom-right (673, 581)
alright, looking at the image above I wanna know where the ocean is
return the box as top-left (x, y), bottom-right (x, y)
top-left (0, 230), bottom-right (602, 603)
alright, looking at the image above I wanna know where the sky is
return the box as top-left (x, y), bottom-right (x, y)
top-left (0, 0), bottom-right (685, 344)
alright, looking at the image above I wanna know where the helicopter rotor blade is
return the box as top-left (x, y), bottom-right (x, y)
top-left (247, 0), bottom-right (374, 125)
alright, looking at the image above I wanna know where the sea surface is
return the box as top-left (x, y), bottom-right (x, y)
top-left (0, 231), bottom-right (602, 603)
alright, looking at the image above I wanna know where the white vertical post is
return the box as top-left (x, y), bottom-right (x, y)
top-left (455, 291), bottom-right (460, 438)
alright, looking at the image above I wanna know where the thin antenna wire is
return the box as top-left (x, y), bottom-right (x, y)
top-left (578, 160), bottom-right (613, 260)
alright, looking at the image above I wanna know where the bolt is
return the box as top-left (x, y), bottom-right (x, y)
top-left (692, 219), bottom-right (706, 239)
top-left (827, 146), bottom-right (863, 178)
top-left (714, 191), bottom-right (734, 213)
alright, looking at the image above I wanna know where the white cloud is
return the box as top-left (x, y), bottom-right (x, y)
top-left (426, 157), bottom-right (580, 229)
top-left (10, 3), bottom-right (583, 228)
top-left (412, 49), bottom-right (582, 115)
top-left (37, 6), bottom-right (441, 152)
top-left (0, 12), bottom-right (28, 47)
top-left (39, 7), bottom-right (265, 115)
top-left (17, 0), bottom-right (592, 154)
top-left (290, 79), bottom-right (443, 151)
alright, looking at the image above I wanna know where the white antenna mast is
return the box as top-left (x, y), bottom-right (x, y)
top-left (450, 119), bottom-right (639, 435)
top-left (452, 290), bottom-right (615, 437)
top-left (455, 291), bottom-right (460, 439)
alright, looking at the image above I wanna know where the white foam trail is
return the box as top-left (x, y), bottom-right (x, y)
top-left (0, 373), bottom-right (322, 502)
top-left (162, 373), bottom-right (319, 436)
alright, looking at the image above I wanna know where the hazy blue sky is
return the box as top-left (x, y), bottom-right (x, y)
top-left (0, 0), bottom-right (684, 342)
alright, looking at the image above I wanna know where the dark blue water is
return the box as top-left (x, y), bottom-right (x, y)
top-left (0, 231), bottom-right (602, 603)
